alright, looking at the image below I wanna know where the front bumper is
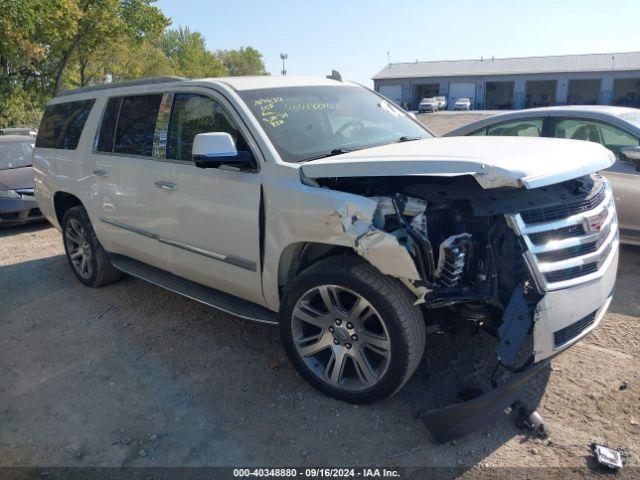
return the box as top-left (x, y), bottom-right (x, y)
top-left (419, 359), bottom-right (550, 443)
top-left (0, 197), bottom-right (44, 226)
top-left (419, 222), bottom-right (618, 442)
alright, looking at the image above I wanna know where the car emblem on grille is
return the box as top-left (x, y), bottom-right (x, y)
top-left (583, 210), bottom-right (607, 232)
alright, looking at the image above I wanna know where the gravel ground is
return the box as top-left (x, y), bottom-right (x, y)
top-left (416, 111), bottom-right (497, 136)
top-left (1, 113), bottom-right (638, 476)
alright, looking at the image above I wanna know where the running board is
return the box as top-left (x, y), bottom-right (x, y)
top-left (109, 254), bottom-right (278, 325)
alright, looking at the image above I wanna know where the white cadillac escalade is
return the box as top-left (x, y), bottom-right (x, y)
top-left (33, 75), bottom-right (618, 441)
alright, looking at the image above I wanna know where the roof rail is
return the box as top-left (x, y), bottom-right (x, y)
top-left (59, 76), bottom-right (186, 97)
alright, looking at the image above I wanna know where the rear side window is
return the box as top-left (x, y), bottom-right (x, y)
top-left (96, 94), bottom-right (162, 156)
top-left (36, 99), bottom-right (95, 149)
top-left (486, 118), bottom-right (543, 137)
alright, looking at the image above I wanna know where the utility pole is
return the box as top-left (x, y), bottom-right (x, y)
top-left (280, 53), bottom-right (288, 76)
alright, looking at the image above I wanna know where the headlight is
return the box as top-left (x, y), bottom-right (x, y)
top-left (0, 189), bottom-right (21, 199)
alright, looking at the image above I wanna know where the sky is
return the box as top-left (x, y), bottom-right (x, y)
top-left (155, 0), bottom-right (639, 86)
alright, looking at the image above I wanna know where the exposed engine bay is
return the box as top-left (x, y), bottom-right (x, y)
top-left (316, 173), bottom-right (605, 366)
top-left (312, 172), bottom-right (608, 441)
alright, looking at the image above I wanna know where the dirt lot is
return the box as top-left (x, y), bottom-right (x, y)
top-left (416, 111), bottom-right (496, 135)
top-left (1, 113), bottom-right (638, 476)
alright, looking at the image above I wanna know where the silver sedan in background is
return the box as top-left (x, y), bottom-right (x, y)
top-left (0, 135), bottom-right (43, 226)
top-left (446, 106), bottom-right (640, 245)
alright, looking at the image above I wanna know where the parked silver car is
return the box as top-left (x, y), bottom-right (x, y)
top-left (0, 135), bottom-right (43, 226)
top-left (446, 106), bottom-right (640, 245)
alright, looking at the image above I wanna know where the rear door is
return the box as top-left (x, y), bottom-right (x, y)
top-left (550, 116), bottom-right (640, 239)
top-left (91, 93), bottom-right (174, 270)
top-left (161, 90), bottom-right (264, 304)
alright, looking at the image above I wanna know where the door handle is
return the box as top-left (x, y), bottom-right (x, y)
top-left (92, 169), bottom-right (109, 177)
top-left (155, 181), bottom-right (178, 191)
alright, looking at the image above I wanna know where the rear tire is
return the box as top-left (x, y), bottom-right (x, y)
top-left (280, 256), bottom-right (425, 404)
top-left (62, 206), bottom-right (121, 287)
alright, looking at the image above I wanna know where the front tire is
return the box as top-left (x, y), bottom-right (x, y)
top-left (280, 256), bottom-right (425, 403)
top-left (62, 206), bottom-right (121, 287)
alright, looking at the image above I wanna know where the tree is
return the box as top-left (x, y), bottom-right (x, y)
top-left (49, 0), bottom-right (170, 95)
top-left (218, 47), bottom-right (268, 76)
top-left (159, 27), bottom-right (226, 78)
top-left (0, 1), bottom-right (269, 128)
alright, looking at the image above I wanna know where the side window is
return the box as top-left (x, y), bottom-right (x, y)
top-left (113, 95), bottom-right (162, 156)
top-left (469, 127), bottom-right (487, 136)
top-left (596, 123), bottom-right (638, 160)
top-left (553, 118), bottom-right (639, 159)
top-left (96, 97), bottom-right (121, 153)
top-left (486, 118), bottom-right (543, 137)
top-left (167, 93), bottom-right (248, 161)
top-left (36, 99), bottom-right (95, 149)
top-left (553, 119), bottom-right (601, 143)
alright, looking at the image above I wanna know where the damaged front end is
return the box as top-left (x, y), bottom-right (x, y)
top-left (315, 172), bottom-right (618, 441)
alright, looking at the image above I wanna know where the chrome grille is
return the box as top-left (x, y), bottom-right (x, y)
top-left (506, 180), bottom-right (618, 291)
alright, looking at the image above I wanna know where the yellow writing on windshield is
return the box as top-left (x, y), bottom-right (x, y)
top-left (254, 97), bottom-right (288, 128)
top-left (285, 102), bottom-right (336, 112)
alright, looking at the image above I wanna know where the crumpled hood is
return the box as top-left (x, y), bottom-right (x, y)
top-left (0, 166), bottom-right (35, 190)
top-left (300, 136), bottom-right (615, 189)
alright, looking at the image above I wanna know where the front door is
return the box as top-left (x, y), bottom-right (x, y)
top-left (161, 91), bottom-right (264, 304)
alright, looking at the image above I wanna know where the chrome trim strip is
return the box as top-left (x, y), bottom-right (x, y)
top-left (527, 212), bottom-right (615, 253)
top-left (100, 217), bottom-right (158, 239)
top-left (537, 223), bottom-right (618, 273)
top-left (542, 237), bottom-right (619, 291)
top-left (158, 237), bottom-right (257, 271)
top-left (99, 218), bottom-right (256, 272)
top-left (512, 187), bottom-right (612, 236)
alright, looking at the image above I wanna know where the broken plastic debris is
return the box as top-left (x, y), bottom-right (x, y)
top-left (513, 402), bottom-right (549, 439)
top-left (591, 443), bottom-right (625, 470)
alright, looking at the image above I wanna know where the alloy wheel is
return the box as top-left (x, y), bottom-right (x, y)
top-left (65, 218), bottom-right (93, 280)
top-left (291, 285), bottom-right (391, 391)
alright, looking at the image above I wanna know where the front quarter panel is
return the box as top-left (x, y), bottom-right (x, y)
top-left (261, 163), bottom-right (383, 311)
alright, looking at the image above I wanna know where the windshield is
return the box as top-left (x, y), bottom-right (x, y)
top-left (619, 112), bottom-right (640, 130)
top-left (0, 141), bottom-right (34, 170)
top-left (457, 98), bottom-right (469, 103)
top-left (238, 85), bottom-right (432, 162)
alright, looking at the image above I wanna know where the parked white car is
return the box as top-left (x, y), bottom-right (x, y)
top-left (453, 97), bottom-right (471, 110)
top-left (435, 96), bottom-right (447, 110)
top-left (34, 75), bottom-right (618, 441)
top-left (418, 97), bottom-right (438, 113)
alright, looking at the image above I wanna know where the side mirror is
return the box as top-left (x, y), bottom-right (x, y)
top-left (619, 146), bottom-right (640, 171)
top-left (192, 132), bottom-right (255, 169)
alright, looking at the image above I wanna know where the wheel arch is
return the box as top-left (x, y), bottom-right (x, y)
top-left (53, 191), bottom-right (84, 226)
top-left (277, 241), bottom-right (354, 300)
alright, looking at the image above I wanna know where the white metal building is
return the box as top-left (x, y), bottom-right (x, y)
top-left (372, 52), bottom-right (640, 111)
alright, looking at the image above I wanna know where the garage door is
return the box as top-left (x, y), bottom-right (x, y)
top-left (448, 82), bottom-right (476, 109)
top-left (378, 84), bottom-right (402, 105)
